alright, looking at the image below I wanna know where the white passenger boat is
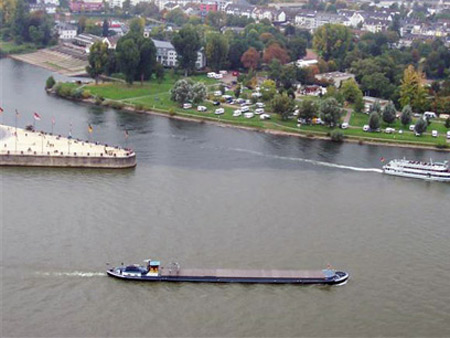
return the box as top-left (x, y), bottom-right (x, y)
top-left (382, 158), bottom-right (450, 182)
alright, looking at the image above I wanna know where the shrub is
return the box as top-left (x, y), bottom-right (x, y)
top-left (169, 108), bottom-right (176, 116)
top-left (436, 139), bottom-right (449, 149)
top-left (46, 76), bottom-right (56, 89)
top-left (110, 101), bottom-right (124, 109)
top-left (445, 117), bottom-right (450, 129)
top-left (135, 104), bottom-right (144, 111)
top-left (81, 91), bottom-right (92, 99)
top-left (71, 88), bottom-right (84, 99)
top-left (330, 130), bottom-right (344, 142)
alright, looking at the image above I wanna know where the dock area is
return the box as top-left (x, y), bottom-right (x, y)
top-left (0, 124), bottom-right (136, 168)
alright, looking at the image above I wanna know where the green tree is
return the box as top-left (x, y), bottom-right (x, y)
top-left (86, 42), bottom-right (109, 84)
top-left (45, 76), bottom-right (56, 89)
top-left (165, 8), bottom-right (188, 26)
top-left (445, 117), bottom-right (450, 129)
top-left (320, 97), bottom-right (342, 127)
top-left (370, 101), bottom-right (382, 114)
top-left (271, 94), bottom-right (295, 120)
top-left (260, 79), bottom-right (277, 101)
top-left (354, 95), bottom-right (365, 113)
top-left (268, 59), bottom-right (282, 85)
top-left (136, 38), bottom-right (156, 84)
top-left (313, 23), bottom-right (353, 61)
top-left (414, 118), bottom-right (427, 134)
top-left (171, 79), bottom-right (193, 104)
top-left (340, 78), bottom-right (362, 103)
top-left (369, 111), bottom-right (380, 130)
top-left (77, 16), bottom-right (86, 34)
top-left (155, 63), bottom-right (165, 83)
top-left (382, 102), bottom-right (397, 124)
top-left (206, 11), bottom-right (227, 30)
top-left (172, 25), bottom-right (201, 76)
top-left (102, 19), bottom-right (109, 37)
top-left (299, 99), bottom-right (318, 123)
top-left (287, 36), bottom-right (307, 61)
top-left (116, 39), bottom-right (140, 84)
top-left (192, 82), bottom-right (207, 104)
top-left (129, 17), bottom-right (145, 35)
top-left (11, 0), bottom-right (29, 43)
top-left (400, 104), bottom-right (412, 126)
top-left (205, 32), bottom-right (229, 72)
top-left (234, 84), bottom-right (241, 98)
top-left (399, 65), bottom-right (427, 113)
top-left (280, 64), bottom-right (297, 90)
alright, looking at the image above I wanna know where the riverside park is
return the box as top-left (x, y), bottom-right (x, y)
top-left (53, 73), bottom-right (450, 150)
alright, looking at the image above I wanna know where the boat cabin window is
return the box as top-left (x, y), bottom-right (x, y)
top-left (149, 261), bottom-right (160, 274)
top-left (124, 266), bottom-right (141, 273)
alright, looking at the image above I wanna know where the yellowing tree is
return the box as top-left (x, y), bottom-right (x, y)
top-left (399, 65), bottom-right (427, 113)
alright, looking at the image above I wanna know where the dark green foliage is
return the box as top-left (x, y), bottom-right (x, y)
top-left (299, 99), bottom-right (318, 123)
top-left (445, 117), bottom-right (450, 129)
top-left (320, 97), bottom-right (341, 127)
top-left (401, 105), bottom-right (412, 126)
top-left (414, 118), bottom-right (427, 134)
top-left (330, 130), bottom-right (344, 142)
top-left (271, 94), bottom-right (295, 120)
top-left (46, 76), bottom-right (56, 89)
top-left (86, 42), bottom-right (109, 84)
top-left (116, 39), bottom-right (140, 84)
top-left (369, 112), bottom-right (380, 130)
top-left (155, 63), bottom-right (165, 83)
top-left (102, 19), bottom-right (109, 37)
top-left (382, 102), bottom-right (397, 124)
top-left (172, 25), bottom-right (201, 76)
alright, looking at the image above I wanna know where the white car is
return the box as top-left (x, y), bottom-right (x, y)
top-left (214, 91), bottom-right (222, 96)
top-left (447, 131), bottom-right (450, 139)
top-left (245, 99), bottom-right (252, 105)
top-left (183, 103), bottom-right (192, 109)
top-left (431, 130), bottom-right (438, 137)
top-left (214, 108), bottom-right (225, 115)
top-left (244, 112), bottom-right (254, 118)
top-left (241, 106), bottom-right (250, 112)
top-left (233, 110), bottom-right (242, 117)
top-left (260, 114), bottom-right (271, 120)
top-left (293, 109), bottom-right (299, 116)
top-left (219, 70), bottom-right (228, 75)
top-left (256, 102), bottom-right (265, 108)
top-left (363, 125), bottom-right (370, 132)
top-left (207, 72), bottom-right (216, 78)
top-left (251, 92), bottom-right (262, 98)
top-left (409, 125), bottom-right (416, 131)
top-left (385, 127), bottom-right (395, 134)
top-left (214, 73), bottom-right (223, 79)
top-left (197, 105), bottom-right (207, 112)
top-left (255, 108), bottom-right (264, 115)
top-left (341, 122), bottom-right (349, 129)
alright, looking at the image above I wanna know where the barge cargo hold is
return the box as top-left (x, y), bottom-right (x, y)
top-left (106, 260), bottom-right (349, 285)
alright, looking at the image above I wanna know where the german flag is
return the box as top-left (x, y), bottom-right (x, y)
top-left (88, 124), bottom-right (93, 133)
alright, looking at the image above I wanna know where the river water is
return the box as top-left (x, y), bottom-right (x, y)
top-left (1, 58), bottom-right (450, 337)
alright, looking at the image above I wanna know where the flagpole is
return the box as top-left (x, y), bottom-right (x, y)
top-left (15, 110), bottom-right (18, 153)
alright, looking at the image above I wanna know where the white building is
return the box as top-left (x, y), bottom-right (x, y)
top-left (152, 39), bottom-right (205, 69)
top-left (57, 23), bottom-right (78, 40)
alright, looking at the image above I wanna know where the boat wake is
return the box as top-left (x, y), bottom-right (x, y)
top-left (36, 271), bottom-right (106, 277)
top-left (231, 148), bottom-right (383, 173)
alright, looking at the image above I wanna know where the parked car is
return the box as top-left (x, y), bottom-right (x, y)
top-left (341, 122), bottom-right (349, 129)
top-left (244, 112), bottom-right (254, 118)
top-left (256, 102), bottom-right (265, 108)
top-left (233, 110), bottom-right (242, 117)
top-left (251, 92), bottom-right (262, 98)
top-left (385, 127), bottom-right (395, 134)
top-left (241, 106), bottom-right (250, 112)
top-left (214, 91), bottom-right (222, 96)
top-left (293, 109), bottom-right (299, 116)
top-left (447, 131), bottom-right (450, 139)
top-left (424, 111), bottom-right (437, 119)
top-left (214, 108), bottom-right (225, 115)
top-left (260, 114), bottom-right (271, 120)
top-left (219, 70), bottom-right (228, 75)
top-left (214, 73), bottom-right (223, 79)
top-left (245, 99), bottom-right (252, 104)
top-left (182, 103), bottom-right (192, 109)
top-left (409, 125), bottom-right (416, 131)
top-left (431, 130), bottom-right (438, 137)
top-left (363, 125), bottom-right (370, 132)
top-left (197, 106), bottom-right (207, 112)
top-left (213, 101), bottom-right (220, 106)
top-left (255, 108), bottom-right (264, 115)
top-left (207, 72), bottom-right (216, 78)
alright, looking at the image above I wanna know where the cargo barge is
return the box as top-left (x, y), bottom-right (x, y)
top-left (106, 260), bottom-right (349, 285)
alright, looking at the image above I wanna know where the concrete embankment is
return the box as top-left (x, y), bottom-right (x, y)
top-left (0, 125), bottom-right (136, 169)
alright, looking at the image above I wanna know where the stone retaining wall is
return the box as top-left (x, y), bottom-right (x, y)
top-left (0, 153), bottom-right (136, 169)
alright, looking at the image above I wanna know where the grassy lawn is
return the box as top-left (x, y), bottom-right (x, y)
top-left (0, 40), bottom-right (37, 54)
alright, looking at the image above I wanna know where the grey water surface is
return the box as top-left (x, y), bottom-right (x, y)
top-left (1, 58), bottom-right (450, 337)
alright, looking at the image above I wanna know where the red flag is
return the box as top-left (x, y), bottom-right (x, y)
top-left (0, 107), bottom-right (4, 113)
top-left (33, 112), bottom-right (42, 121)
top-left (380, 157), bottom-right (385, 162)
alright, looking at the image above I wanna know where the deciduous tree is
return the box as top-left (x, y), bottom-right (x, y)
top-left (369, 111), bottom-right (380, 130)
top-left (313, 23), bottom-right (353, 61)
top-left (399, 65), bottom-right (427, 113)
top-left (205, 32), bottom-right (229, 72)
top-left (172, 25), bottom-right (201, 76)
top-left (116, 39), bottom-right (140, 84)
top-left (320, 97), bottom-right (341, 127)
top-left (86, 42), bottom-right (109, 84)
top-left (262, 43), bottom-right (290, 65)
top-left (400, 104), bottom-right (412, 126)
top-left (382, 102), bottom-right (397, 124)
top-left (241, 47), bottom-right (260, 70)
top-left (271, 94), bottom-right (295, 120)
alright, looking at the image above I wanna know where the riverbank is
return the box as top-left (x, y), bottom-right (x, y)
top-left (49, 79), bottom-right (450, 152)
top-left (0, 124), bottom-right (136, 168)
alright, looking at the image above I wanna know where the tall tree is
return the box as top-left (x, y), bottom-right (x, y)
top-left (320, 97), bottom-right (342, 127)
top-left (340, 78), bottom-right (362, 103)
top-left (206, 11), bottom-right (227, 30)
top-left (86, 42), bottom-right (109, 84)
top-left (414, 118), bottom-right (427, 135)
top-left (102, 19), bottom-right (109, 37)
top-left (136, 38), bottom-right (156, 84)
top-left (369, 111), bottom-right (380, 130)
top-left (299, 99), bottom-right (317, 123)
top-left (241, 47), bottom-right (260, 70)
top-left (172, 25), bottom-right (201, 76)
top-left (11, 0), bottom-right (29, 43)
top-left (382, 102), bottom-right (397, 124)
top-left (262, 43), bottom-right (290, 65)
top-left (399, 65), bottom-right (427, 113)
top-left (205, 32), bottom-right (229, 72)
top-left (271, 94), bottom-right (295, 120)
top-left (400, 104), bottom-right (412, 126)
top-left (116, 39), bottom-right (140, 84)
top-left (313, 23), bottom-right (353, 61)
